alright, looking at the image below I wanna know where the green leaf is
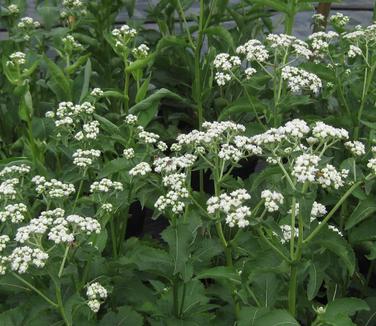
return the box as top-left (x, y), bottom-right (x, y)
top-left (99, 305), bottom-right (143, 326)
top-left (307, 262), bottom-right (324, 300)
top-left (325, 298), bottom-right (370, 318)
top-left (205, 26), bottom-right (234, 51)
top-left (44, 56), bottom-right (72, 100)
top-left (253, 309), bottom-right (299, 326)
top-left (129, 88), bottom-right (184, 127)
top-left (247, 0), bottom-right (289, 13)
top-left (126, 53), bottom-right (155, 73)
top-left (161, 223), bottom-right (193, 276)
top-left (345, 197), bottom-right (376, 230)
top-left (135, 76), bottom-right (151, 103)
top-left (238, 307), bottom-right (269, 326)
top-left (315, 235), bottom-right (355, 275)
top-left (195, 266), bottom-right (241, 284)
top-left (79, 59), bottom-right (91, 103)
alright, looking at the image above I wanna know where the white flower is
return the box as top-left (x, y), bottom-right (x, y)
top-left (137, 127), bottom-right (160, 144)
top-left (281, 66), bottom-right (322, 95)
top-left (132, 44), bottom-right (149, 58)
top-left (330, 12), bottom-right (349, 27)
top-left (91, 88), bottom-right (104, 97)
top-left (73, 149), bottom-right (101, 168)
top-left (277, 224), bottom-right (299, 244)
top-left (32, 176), bottom-right (75, 198)
top-left (0, 236), bottom-right (10, 252)
top-left (207, 189), bottom-right (251, 228)
top-left (125, 114), bottom-right (137, 125)
top-left (218, 144), bottom-right (243, 162)
top-left (123, 148), bottom-right (135, 159)
top-left (0, 178), bottom-right (19, 199)
top-left (348, 45), bottom-right (362, 58)
top-left (157, 141), bottom-right (168, 152)
top-left (75, 120), bottom-right (100, 140)
top-left (0, 203), bottom-right (27, 223)
top-left (292, 154), bottom-right (320, 183)
top-left (317, 164), bottom-right (349, 189)
top-left (261, 190), bottom-right (284, 212)
top-left (7, 4), bottom-right (19, 14)
top-left (86, 282), bottom-right (108, 312)
top-left (312, 121), bottom-right (348, 140)
top-left (245, 67), bottom-right (256, 79)
top-left (311, 202), bottom-right (327, 219)
top-left (129, 162), bottom-right (152, 176)
top-left (9, 246), bottom-right (48, 274)
top-left (345, 141), bottom-right (365, 156)
top-left (101, 203), bottom-right (113, 212)
top-left (236, 39), bottom-right (269, 63)
top-left (215, 72), bottom-right (231, 86)
top-left (90, 178), bottom-right (123, 193)
top-left (0, 164), bottom-right (30, 178)
top-left (7, 52), bottom-right (26, 66)
top-left (367, 158), bottom-right (376, 173)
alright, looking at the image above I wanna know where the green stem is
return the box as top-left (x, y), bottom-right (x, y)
top-left (304, 181), bottom-right (362, 244)
top-left (12, 273), bottom-right (58, 308)
top-left (58, 245), bottom-right (70, 278)
top-left (173, 277), bottom-right (179, 317)
top-left (284, 0), bottom-right (297, 34)
top-left (288, 264), bottom-right (298, 317)
top-left (124, 60), bottom-right (130, 114)
top-left (55, 284), bottom-right (71, 326)
top-left (179, 282), bottom-right (187, 317)
top-left (110, 216), bottom-right (118, 258)
top-left (257, 228), bottom-right (291, 262)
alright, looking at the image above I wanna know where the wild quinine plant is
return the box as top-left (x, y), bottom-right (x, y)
top-left (124, 118), bottom-right (376, 324)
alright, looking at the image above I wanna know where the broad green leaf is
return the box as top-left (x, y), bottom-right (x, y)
top-left (307, 262), bottom-right (324, 300)
top-left (247, 0), bottom-right (289, 13)
top-left (135, 76), bottom-right (151, 103)
top-left (195, 266), bottom-right (241, 284)
top-left (205, 26), bottom-right (234, 51)
top-left (126, 53), bottom-right (155, 73)
top-left (253, 309), bottom-right (299, 326)
top-left (345, 198), bottom-right (376, 230)
top-left (99, 305), bottom-right (143, 326)
top-left (325, 297), bottom-right (370, 318)
top-left (79, 59), bottom-right (91, 103)
top-left (44, 56), bottom-right (72, 100)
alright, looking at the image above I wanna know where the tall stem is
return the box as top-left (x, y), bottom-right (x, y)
top-left (288, 264), bottom-right (298, 317)
top-left (55, 283), bottom-right (71, 326)
top-left (58, 245), bottom-right (70, 278)
top-left (12, 273), bottom-right (57, 308)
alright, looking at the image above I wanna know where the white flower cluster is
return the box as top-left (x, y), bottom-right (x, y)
top-left (292, 154), bottom-right (320, 183)
top-left (62, 35), bottom-right (84, 51)
top-left (7, 4), bottom-right (19, 14)
top-left (177, 121), bottom-right (245, 147)
top-left (213, 53), bottom-right (241, 86)
top-left (0, 164), bottom-right (30, 178)
top-left (15, 209), bottom-right (100, 245)
top-left (236, 39), bottom-right (269, 63)
top-left (123, 148), bottom-right (135, 159)
top-left (112, 25), bottom-right (137, 49)
top-left (278, 225), bottom-right (299, 244)
top-left (32, 176), bottom-right (75, 198)
top-left (261, 190), bottom-right (284, 212)
top-left (312, 122), bottom-right (348, 140)
top-left (91, 88), bottom-right (104, 97)
top-left (367, 158), bottom-right (376, 173)
top-left (310, 202), bottom-right (327, 219)
top-left (153, 155), bottom-right (197, 174)
top-left (52, 101), bottom-right (95, 128)
top-left (137, 126), bottom-right (160, 144)
top-left (73, 149), bottom-right (101, 168)
top-left (9, 246), bottom-right (48, 274)
top-left (0, 203), bottom-right (27, 223)
top-left (266, 34), bottom-right (312, 59)
top-left (129, 162), bottom-right (152, 176)
top-left (155, 173), bottom-right (189, 214)
top-left (317, 164), bottom-right (349, 189)
top-left (281, 66), bottom-right (322, 94)
top-left (308, 31), bottom-right (338, 59)
top-left (330, 12), bottom-right (350, 28)
top-left (348, 45), bottom-right (362, 58)
top-left (90, 179), bottom-right (123, 193)
top-left (0, 178), bottom-right (19, 199)
top-left (132, 44), bottom-right (149, 58)
top-left (7, 52), bottom-right (26, 66)
top-left (157, 141), bottom-right (168, 152)
top-left (218, 144), bottom-right (243, 162)
top-left (75, 121), bottom-right (100, 141)
top-left (125, 114), bottom-right (137, 125)
top-left (207, 189), bottom-right (251, 228)
top-left (17, 17), bottom-right (40, 29)
top-left (86, 282), bottom-right (108, 313)
top-left (0, 236), bottom-right (10, 252)
top-left (345, 141), bottom-right (365, 156)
